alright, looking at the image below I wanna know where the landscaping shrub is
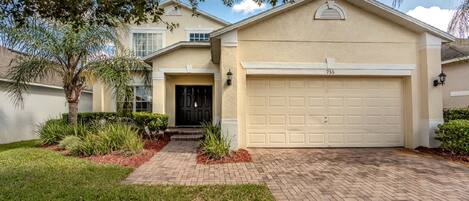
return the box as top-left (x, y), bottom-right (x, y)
top-left (436, 120), bottom-right (469, 154)
top-left (62, 112), bottom-right (169, 133)
top-left (132, 112), bottom-right (169, 133)
top-left (444, 108), bottom-right (469, 122)
top-left (38, 119), bottom-right (90, 145)
top-left (200, 122), bottom-right (230, 160)
top-left (70, 124), bottom-right (144, 156)
top-left (58, 136), bottom-right (82, 150)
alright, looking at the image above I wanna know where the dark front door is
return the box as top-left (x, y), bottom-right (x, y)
top-left (176, 85), bottom-right (212, 126)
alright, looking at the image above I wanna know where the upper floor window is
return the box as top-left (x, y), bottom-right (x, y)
top-left (131, 30), bottom-right (164, 57)
top-left (189, 33), bottom-right (210, 42)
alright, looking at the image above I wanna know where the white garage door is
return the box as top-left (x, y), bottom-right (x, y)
top-left (246, 77), bottom-right (404, 147)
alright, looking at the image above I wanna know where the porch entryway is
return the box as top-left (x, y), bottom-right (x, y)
top-left (175, 85), bottom-right (212, 126)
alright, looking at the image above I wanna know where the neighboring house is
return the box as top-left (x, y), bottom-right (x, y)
top-left (0, 46), bottom-right (93, 144)
top-left (441, 39), bottom-right (469, 109)
top-left (93, 0), bottom-right (454, 149)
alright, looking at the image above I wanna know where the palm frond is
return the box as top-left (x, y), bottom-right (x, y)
top-left (392, 0), bottom-right (403, 7)
top-left (84, 53), bottom-right (151, 104)
top-left (449, 0), bottom-right (469, 38)
top-left (6, 56), bottom-right (58, 106)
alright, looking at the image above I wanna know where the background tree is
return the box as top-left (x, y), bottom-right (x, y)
top-left (1, 0), bottom-right (468, 37)
top-left (393, 0), bottom-right (469, 38)
top-left (0, 19), bottom-right (151, 124)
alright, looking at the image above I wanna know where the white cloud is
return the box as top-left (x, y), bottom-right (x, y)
top-left (232, 0), bottom-right (266, 15)
top-left (406, 6), bottom-right (455, 32)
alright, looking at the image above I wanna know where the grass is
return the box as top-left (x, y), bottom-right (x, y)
top-left (0, 140), bottom-right (41, 152)
top-left (0, 141), bottom-right (273, 201)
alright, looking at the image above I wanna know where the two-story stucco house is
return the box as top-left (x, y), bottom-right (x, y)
top-left (93, 0), bottom-right (455, 149)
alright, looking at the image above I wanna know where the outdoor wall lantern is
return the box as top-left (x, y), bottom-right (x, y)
top-left (226, 69), bottom-right (233, 86)
top-left (433, 72), bottom-right (447, 87)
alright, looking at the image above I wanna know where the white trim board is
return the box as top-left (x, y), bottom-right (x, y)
top-left (242, 62), bottom-right (415, 76)
top-left (450, 91), bottom-right (469, 97)
top-left (152, 67), bottom-right (220, 80)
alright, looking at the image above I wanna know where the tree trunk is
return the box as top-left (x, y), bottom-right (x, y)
top-left (68, 101), bottom-right (79, 125)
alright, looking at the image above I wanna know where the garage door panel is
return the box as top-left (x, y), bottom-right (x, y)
top-left (289, 132), bottom-right (306, 144)
top-left (308, 134), bottom-right (326, 144)
top-left (246, 77), bottom-right (404, 147)
top-left (268, 96), bottom-right (287, 106)
top-left (268, 132), bottom-right (287, 144)
top-left (288, 115), bottom-right (305, 125)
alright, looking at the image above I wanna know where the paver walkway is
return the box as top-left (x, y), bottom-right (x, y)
top-left (124, 141), bottom-right (469, 201)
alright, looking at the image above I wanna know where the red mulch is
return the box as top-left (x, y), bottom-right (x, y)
top-left (414, 146), bottom-right (469, 165)
top-left (83, 136), bottom-right (170, 168)
top-left (197, 149), bottom-right (252, 164)
top-left (47, 136), bottom-right (170, 168)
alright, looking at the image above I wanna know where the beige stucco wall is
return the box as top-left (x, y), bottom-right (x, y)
top-left (118, 4), bottom-right (226, 50)
top-left (217, 0), bottom-right (444, 149)
top-left (151, 47), bottom-right (220, 126)
top-left (442, 62), bottom-right (469, 108)
top-left (0, 82), bottom-right (92, 144)
top-left (93, 2), bottom-right (226, 113)
top-left (151, 47), bottom-right (216, 69)
top-left (237, 0), bottom-right (419, 64)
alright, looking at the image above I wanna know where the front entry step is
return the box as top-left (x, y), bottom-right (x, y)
top-left (167, 127), bottom-right (204, 141)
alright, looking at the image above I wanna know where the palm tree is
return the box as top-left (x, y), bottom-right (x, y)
top-left (0, 19), bottom-right (151, 125)
top-left (393, 0), bottom-right (469, 38)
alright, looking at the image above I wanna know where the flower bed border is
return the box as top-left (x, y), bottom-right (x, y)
top-left (46, 136), bottom-right (170, 168)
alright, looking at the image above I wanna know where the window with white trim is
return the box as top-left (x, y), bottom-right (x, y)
top-left (189, 33), bottom-right (210, 41)
top-left (132, 32), bottom-right (163, 57)
top-left (118, 86), bottom-right (153, 112)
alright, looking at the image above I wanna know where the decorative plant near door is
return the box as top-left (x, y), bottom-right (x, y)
top-left (200, 122), bottom-right (230, 159)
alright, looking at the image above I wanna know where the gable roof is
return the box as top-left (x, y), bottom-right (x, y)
top-left (143, 41), bottom-right (210, 62)
top-left (442, 39), bottom-right (469, 65)
top-left (161, 0), bottom-right (230, 26)
top-left (210, 0), bottom-right (455, 42)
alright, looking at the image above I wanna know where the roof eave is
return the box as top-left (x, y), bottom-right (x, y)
top-left (211, 0), bottom-right (455, 42)
top-left (161, 0), bottom-right (231, 26)
top-left (442, 56), bottom-right (469, 65)
top-left (350, 0), bottom-right (455, 42)
top-left (143, 41), bottom-right (210, 62)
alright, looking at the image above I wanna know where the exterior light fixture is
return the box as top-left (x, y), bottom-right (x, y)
top-left (226, 69), bottom-right (233, 86)
top-left (433, 72), bottom-right (447, 87)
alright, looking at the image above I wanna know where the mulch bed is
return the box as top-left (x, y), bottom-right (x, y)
top-left (414, 146), bottom-right (469, 164)
top-left (46, 136), bottom-right (170, 168)
top-left (197, 149), bottom-right (252, 164)
top-left (83, 136), bottom-right (170, 168)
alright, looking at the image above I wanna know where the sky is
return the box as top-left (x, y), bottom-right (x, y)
top-left (193, 0), bottom-right (464, 32)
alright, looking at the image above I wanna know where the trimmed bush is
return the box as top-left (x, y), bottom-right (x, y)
top-left (70, 124), bottom-right (144, 156)
top-left (200, 122), bottom-right (230, 159)
top-left (436, 120), bottom-right (469, 154)
top-left (38, 119), bottom-right (91, 145)
top-left (62, 112), bottom-right (168, 133)
top-left (58, 136), bottom-right (82, 150)
top-left (444, 108), bottom-right (469, 122)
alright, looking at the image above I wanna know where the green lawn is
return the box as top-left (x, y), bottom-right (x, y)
top-left (0, 140), bottom-right (273, 201)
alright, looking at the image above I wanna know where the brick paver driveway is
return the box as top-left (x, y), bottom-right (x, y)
top-left (125, 141), bottom-right (469, 201)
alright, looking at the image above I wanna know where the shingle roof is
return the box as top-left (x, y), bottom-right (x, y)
top-left (442, 39), bottom-right (469, 64)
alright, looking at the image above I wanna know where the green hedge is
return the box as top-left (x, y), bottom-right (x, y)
top-left (444, 108), bottom-right (469, 122)
top-left (62, 112), bottom-right (168, 132)
top-left (436, 120), bottom-right (469, 154)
